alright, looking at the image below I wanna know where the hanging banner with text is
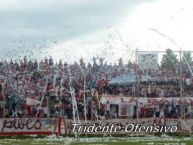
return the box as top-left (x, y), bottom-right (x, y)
top-left (0, 118), bottom-right (60, 135)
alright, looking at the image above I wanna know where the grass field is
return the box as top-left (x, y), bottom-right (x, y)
top-left (0, 136), bottom-right (193, 145)
top-left (0, 140), bottom-right (192, 145)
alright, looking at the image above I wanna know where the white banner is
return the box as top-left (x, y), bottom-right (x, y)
top-left (26, 97), bottom-right (40, 106)
top-left (0, 118), bottom-right (60, 134)
top-left (101, 95), bottom-right (193, 106)
top-left (138, 52), bottom-right (158, 70)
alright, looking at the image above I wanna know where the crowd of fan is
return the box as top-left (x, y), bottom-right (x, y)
top-left (0, 56), bottom-right (193, 119)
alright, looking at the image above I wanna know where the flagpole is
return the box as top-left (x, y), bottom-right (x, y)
top-left (179, 49), bottom-right (183, 119)
top-left (36, 75), bottom-right (48, 118)
top-left (2, 82), bottom-right (5, 118)
top-left (46, 96), bottom-right (49, 118)
top-left (135, 48), bottom-right (139, 137)
top-left (68, 65), bottom-right (80, 138)
top-left (81, 67), bottom-right (88, 139)
top-left (80, 66), bottom-right (88, 123)
top-left (83, 70), bottom-right (87, 124)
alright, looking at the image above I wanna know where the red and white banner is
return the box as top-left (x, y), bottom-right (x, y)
top-left (101, 94), bottom-right (193, 106)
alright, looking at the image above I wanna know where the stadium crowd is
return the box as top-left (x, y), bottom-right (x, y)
top-left (0, 56), bottom-right (193, 119)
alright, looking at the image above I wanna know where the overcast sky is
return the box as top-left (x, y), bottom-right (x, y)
top-left (0, 0), bottom-right (193, 63)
